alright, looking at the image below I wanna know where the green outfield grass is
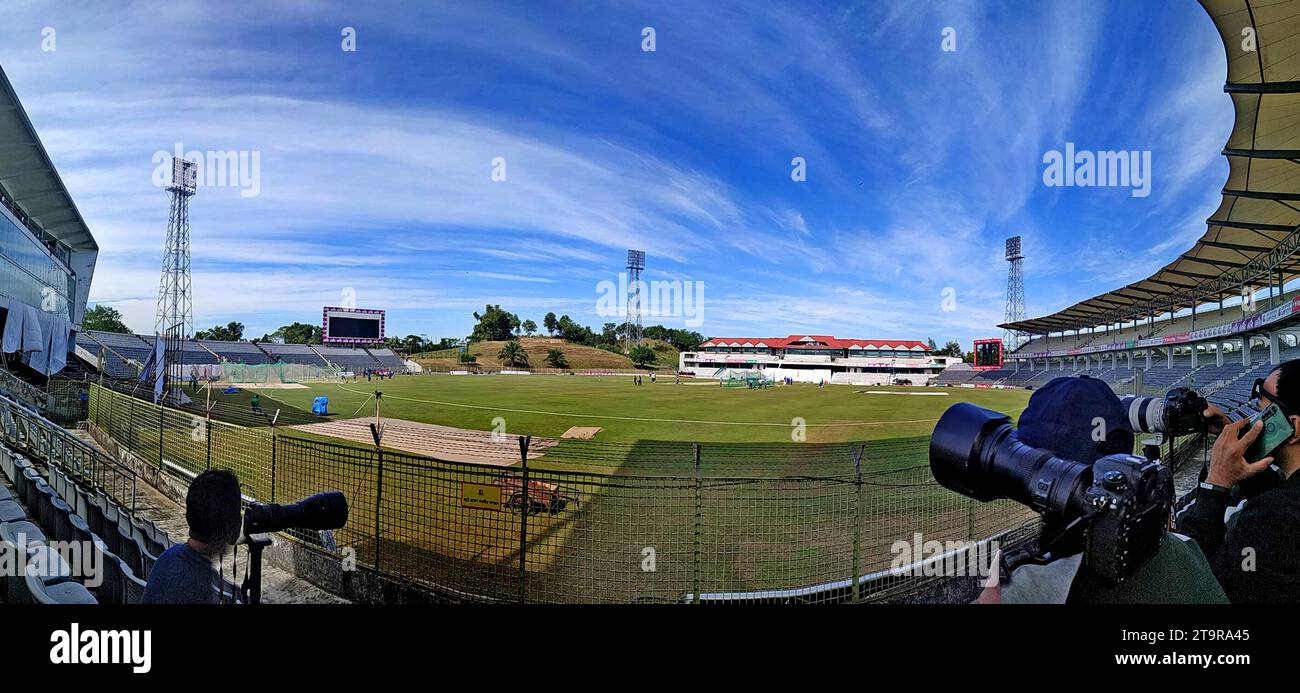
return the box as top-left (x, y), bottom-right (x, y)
top-left (237, 375), bottom-right (1033, 445)
top-left (93, 378), bottom-right (1040, 601)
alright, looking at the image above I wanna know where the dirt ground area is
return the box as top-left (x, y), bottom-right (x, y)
top-left (291, 417), bottom-right (560, 465)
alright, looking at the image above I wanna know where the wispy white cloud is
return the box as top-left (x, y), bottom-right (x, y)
top-left (0, 0), bottom-right (1234, 346)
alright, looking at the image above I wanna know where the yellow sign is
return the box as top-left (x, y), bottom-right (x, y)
top-left (460, 482), bottom-right (502, 511)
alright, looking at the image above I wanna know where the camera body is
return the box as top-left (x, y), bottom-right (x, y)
top-left (930, 402), bottom-right (1174, 582)
top-left (1079, 454), bottom-right (1173, 582)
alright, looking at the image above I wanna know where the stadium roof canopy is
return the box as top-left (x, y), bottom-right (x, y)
top-left (0, 65), bottom-right (96, 251)
top-left (1002, 0), bottom-right (1300, 336)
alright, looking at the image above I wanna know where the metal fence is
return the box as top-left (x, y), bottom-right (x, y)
top-left (47, 377), bottom-right (91, 426)
top-left (84, 383), bottom-right (1207, 604)
top-left (85, 383), bottom-right (1051, 603)
top-left (0, 371), bottom-right (1210, 605)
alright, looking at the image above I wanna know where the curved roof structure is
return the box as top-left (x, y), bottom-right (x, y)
top-left (0, 65), bottom-right (96, 252)
top-left (1003, 0), bottom-right (1300, 336)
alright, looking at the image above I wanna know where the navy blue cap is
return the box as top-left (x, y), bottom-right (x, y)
top-left (1017, 375), bottom-right (1134, 463)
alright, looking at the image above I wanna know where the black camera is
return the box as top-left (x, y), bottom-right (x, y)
top-left (1120, 387), bottom-right (1208, 437)
top-left (243, 491), bottom-right (349, 536)
top-left (238, 491), bottom-right (349, 605)
top-left (930, 402), bottom-right (1173, 582)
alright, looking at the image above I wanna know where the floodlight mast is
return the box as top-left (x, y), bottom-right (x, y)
top-left (1003, 236), bottom-right (1026, 352)
top-left (624, 250), bottom-right (645, 352)
top-left (155, 157), bottom-right (197, 405)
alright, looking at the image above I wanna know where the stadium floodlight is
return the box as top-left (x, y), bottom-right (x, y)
top-left (169, 157), bottom-right (197, 194)
top-left (627, 249), bottom-right (645, 270)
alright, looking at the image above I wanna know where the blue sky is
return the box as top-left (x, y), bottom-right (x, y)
top-left (0, 0), bottom-right (1233, 347)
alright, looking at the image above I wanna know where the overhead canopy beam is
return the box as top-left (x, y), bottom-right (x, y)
top-left (1208, 219), bottom-right (1293, 232)
top-left (1223, 147), bottom-right (1300, 159)
top-left (1223, 188), bottom-right (1300, 202)
top-left (1225, 80), bottom-right (1300, 94)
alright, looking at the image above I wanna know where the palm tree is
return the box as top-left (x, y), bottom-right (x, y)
top-left (497, 340), bottom-right (529, 367)
top-left (545, 347), bottom-right (569, 369)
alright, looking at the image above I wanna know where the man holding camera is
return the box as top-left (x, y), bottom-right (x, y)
top-left (142, 469), bottom-right (243, 604)
top-left (1178, 361), bottom-right (1300, 603)
top-left (980, 376), bottom-right (1227, 604)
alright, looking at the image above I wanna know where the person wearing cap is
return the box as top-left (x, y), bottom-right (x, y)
top-left (1177, 360), bottom-right (1300, 603)
top-left (984, 375), bottom-right (1226, 604)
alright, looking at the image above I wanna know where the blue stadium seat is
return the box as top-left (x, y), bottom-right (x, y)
top-left (1, 519), bottom-right (46, 549)
top-left (11, 544), bottom-right (76, 604)
top-left (26, 567), bottom-right (97, 605)
top-left (121, 558), bottom-right (147, 604)
top-left (116, 525), bottom-right (146, 579)
top-left (98, 496), bottom-right (121, 556)
top-left (0, 500), bottom-right (25, 523)
top-left (91, 547), bottom-right (130, 605)
top-left (20, 467), bottom-right (40, 510)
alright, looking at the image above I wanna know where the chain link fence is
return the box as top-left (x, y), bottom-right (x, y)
top-left (85, 382), bottom-right (1061, 603)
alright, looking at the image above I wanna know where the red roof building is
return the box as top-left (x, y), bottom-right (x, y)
top-left (680, 335), bottom-right (949, 385)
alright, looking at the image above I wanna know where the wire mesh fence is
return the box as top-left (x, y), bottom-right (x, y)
top-left (84, 383), bottom-right (1072, 603)
top-left (46, 377), bottom-right (91, 426)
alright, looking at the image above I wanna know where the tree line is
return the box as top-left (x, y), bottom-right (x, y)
top-left (472, 304), bottom-right (703, 351)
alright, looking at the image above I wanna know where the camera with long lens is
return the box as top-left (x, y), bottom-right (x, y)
top-left (930, 402), bottom-right (1173, 582)
top-left (238, 491), bottom-right (349, 604)
top-left (243, 491), bottom-right (349, 536)
top-left (1120, 387), bottom-right (1208, 437)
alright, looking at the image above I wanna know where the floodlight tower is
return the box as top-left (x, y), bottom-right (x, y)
top-left (156, 157), bottom-right (197, 404)
top-left (1003, 235), bottom-right (1026, 351)
top-left (624, 249), bottom-right (645, 352)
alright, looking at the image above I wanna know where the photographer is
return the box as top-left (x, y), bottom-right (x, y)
top-left (1177, 361), bottom-right (1300, 603)
top-left (981, 376), bottom-right (1226, 604)
top-left (142, 469), bottom-right (242, 604)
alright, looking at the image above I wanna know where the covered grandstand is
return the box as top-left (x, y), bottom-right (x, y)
top-left (0, 65), bottom-right (98, 380)
top-left (997, 0), bottom-right (1300, 418)
top-left (680, 335), bottom-right (957, 385)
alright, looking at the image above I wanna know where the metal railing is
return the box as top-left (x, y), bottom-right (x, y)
top-left (0, 390), bottom-right (137, 512)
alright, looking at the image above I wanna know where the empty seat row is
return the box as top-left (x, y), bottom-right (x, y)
top-left (0, 454), bottom-right (97, 603)
top-left (1, 447), bottom-right (169, 604)
top-left (48, 465), bottom-right (171, 558)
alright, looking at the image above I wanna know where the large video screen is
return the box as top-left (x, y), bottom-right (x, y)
top-left (973, 339), bottom-right (1003, 370)
top-left (323, 307), bottom-right (385, 344)
top-left (329, 317), bottom-right (381, 339)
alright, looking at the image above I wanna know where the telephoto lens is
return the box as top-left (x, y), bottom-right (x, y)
top-left (1120, 387), bottom-right (1208, 436)
top-left (243, 491), bottom-right (349, 536)
top-left (929, 402), bottom-right (1093, 521)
